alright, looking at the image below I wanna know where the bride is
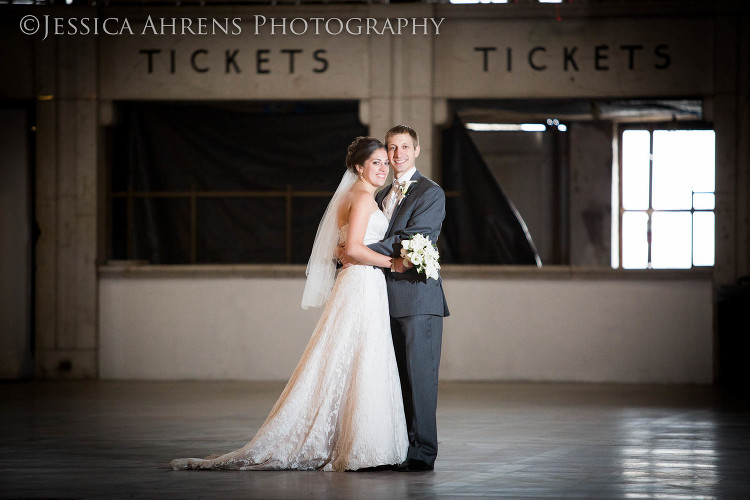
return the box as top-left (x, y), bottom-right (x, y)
top-left (170, 137), bottom-right (408, 471)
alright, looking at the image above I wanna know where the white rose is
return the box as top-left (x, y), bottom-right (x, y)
top-left (425, 265), bottom-right (439, 280)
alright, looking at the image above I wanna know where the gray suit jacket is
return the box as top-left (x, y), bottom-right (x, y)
top-left (368, 170), bottom-right (450, 318)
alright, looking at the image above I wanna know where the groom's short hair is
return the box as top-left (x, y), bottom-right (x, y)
top-left (385, 125), bottom-right (419, 148)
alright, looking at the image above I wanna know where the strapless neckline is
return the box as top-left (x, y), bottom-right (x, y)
top-left (338, 210), bottom-right (389, 246)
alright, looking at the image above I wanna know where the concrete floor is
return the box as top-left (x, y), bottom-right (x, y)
top-left (1, 381), bottom-right (749, 499)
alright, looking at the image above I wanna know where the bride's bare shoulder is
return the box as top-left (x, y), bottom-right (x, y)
top-left (337, 189), bottom-right (367, 224)
top-left (349, 189), bottom-right (378, 210)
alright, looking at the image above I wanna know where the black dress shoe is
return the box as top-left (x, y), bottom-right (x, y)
top-left (396, 458), bottom-right (434, 472)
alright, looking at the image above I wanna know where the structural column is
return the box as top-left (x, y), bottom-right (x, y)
top-left (34, 32), bottom-right (99, 378)
top-left (712, 15), bottom-right (745, 287)
top-left (365, 4), bottom-right (440, 180)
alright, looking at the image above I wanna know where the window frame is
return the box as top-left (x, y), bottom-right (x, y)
top-left (105, 99), bottom-right (366, 266)
top-left (617, 121), bottom-right (715, 270)
top-left (109, 187), bottom-right (335, 264)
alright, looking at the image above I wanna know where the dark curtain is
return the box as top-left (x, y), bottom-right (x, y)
top-left (440, 115), bottom-right (542, 265)
top-left (110, 101), bottom-right (367, 264)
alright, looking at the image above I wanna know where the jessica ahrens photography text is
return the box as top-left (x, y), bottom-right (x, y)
top-left (19, 14), bottom-right (446, 40)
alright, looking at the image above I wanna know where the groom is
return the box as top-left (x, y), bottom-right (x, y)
top-left (367, 125), bottom-right (450, 472)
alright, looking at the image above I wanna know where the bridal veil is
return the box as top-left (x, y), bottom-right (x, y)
top-left (301, 170), bottom-right (358, 309)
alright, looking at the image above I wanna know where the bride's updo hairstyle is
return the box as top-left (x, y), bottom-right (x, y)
top-left (345, 136), bottom-right (385, 173)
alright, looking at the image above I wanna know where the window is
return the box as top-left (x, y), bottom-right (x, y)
top-left (617, 127), bottom-right (715, 269)
top-left (108, 101), bottom-right (366, 265)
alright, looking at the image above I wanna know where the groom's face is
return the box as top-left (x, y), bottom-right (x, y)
top-left (387, 133), bottom-right (420, 177)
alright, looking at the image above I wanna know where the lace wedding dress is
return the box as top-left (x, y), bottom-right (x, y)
top-left (171, 210), bottom-right (407, 471)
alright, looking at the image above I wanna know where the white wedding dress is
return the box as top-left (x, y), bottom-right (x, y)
top-left (171, 210), bottom-right (407, 471)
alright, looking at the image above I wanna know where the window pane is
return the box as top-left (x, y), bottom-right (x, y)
top-left (684, 130), bottom-right (716, 193)
top-left (622, 211), bottom-right (649, 269)
top-left (622, 130), bottom-right (651, 210)
top-left (652, 130), bottom-right (715, 210)
top-left (693, 192), bottom-right (715, 210)
top-left (651, 211), bottom-right (692, 269)
top-left (693, 212), bottom-right (715, 266)
top-left (652, 132), bottom-right (692, 209)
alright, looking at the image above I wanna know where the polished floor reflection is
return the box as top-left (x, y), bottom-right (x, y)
top-left (1, 381), bottom-right (748, 499)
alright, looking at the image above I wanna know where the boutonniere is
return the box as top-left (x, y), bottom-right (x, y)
top-left (400, 180), bottom-right (417, 196)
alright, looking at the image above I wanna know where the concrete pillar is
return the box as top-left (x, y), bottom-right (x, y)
top-left (569, 122), bottom-right (613, 267)
top-left (33, 37), bottom-right (59, 370)
top-left (736, 14), bottom-right (750, 280)
top-left (365, 5), bottom-right (437, 180)
top-left (34, 33), bottom-right (99, 378)
top-left (712, 16), bottom-right (739, 286)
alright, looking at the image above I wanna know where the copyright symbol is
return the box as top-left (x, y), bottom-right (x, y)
top-left (20, 15), bottom-right (40, 35)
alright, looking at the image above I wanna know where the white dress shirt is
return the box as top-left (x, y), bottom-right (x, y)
top-left (382, 167), bottom-right (417, 220)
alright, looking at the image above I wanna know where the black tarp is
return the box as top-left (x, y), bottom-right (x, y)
top-left (440, 115), bottom-right (541, 265)
top-left (110, 101), bottom-right (367, 264)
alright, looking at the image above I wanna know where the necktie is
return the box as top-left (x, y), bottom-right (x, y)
top-left (383, 179), bottom-right (403, 220)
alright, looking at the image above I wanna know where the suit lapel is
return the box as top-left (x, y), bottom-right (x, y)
top-left (385, 170), bottom-right (423, 236)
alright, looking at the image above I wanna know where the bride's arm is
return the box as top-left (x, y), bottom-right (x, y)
top-left (344, 193), bottom-right (393, 268)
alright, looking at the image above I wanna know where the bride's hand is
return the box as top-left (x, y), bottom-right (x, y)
top-left (391, 257), bottom-right (411, 273)
top-left (391, 257), bottom-right (406, 273)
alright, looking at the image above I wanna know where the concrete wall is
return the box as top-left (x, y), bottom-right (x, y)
top-left (99, 267), bottom-right (713, 383)
top-left (0, 2), bottom-right (746, 380)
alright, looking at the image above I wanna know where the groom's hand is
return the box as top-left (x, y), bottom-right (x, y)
top-left (336, 244), bottom-right (358, 268)
top-left (340, 255), bottom-right (357, 268)
top-left (334, 244), bottom-right (344, 263)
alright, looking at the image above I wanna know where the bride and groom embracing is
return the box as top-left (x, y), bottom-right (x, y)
top-left (171, 125), bottom-right (450, 473)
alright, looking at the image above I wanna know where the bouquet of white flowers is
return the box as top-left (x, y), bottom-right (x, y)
top-left (400, 233), bottom-right (440, 280)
